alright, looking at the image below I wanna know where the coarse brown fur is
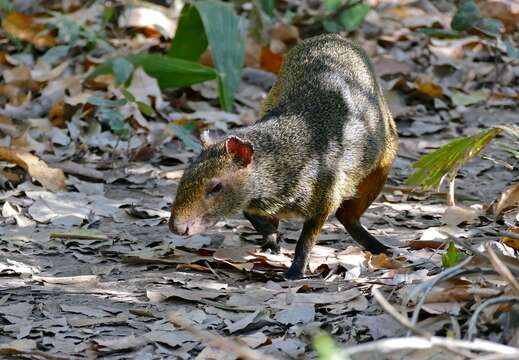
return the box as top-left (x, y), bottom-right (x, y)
top-left (169, 34), bottom-right (399, 279)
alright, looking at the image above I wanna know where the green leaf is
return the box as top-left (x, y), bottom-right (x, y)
top-left (339, 3), bottom-right (370, 32)
top-left (137, 101), bottom-right (155, 117)
top-left (407, 127), bottom-right (502, 190)
top-left (42, 45), bottom-right (70, 65)
top-left (87, 96), bottom-right (127, 107)
top-left (193, 0), bottom-right (247, 111)
top-left (170, 123), bottom-right (203, 152)
top-left (120, 88), bottom-right (136, 102)
top-left (474, 18), bottom-right (503, 37)
top-left (313, 332), bottom-right (350, 360)
top-left (442, 241), bottom-right (465, 268)
top-left (167, 3), bottom-right (208, 61)
top-left (259, 0), bottom-right (275, 17)
top-left (323, 19), bottom-right (342, 33)
top-left (113, 57), bottom-right (134, 86)
top-left (416, 28), bottom-right (462, 39)
top-left (325, 0), bottom-right (343, 12)
top-left (86, 54), bottom-right (217, 89)
top-left (451, 0), bottom-right (481, 32)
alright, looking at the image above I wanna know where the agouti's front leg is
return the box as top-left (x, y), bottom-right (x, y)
top-left (285, 213), bottom-right (328, 280)
top-left (243, 212), bottom-right (280, 253)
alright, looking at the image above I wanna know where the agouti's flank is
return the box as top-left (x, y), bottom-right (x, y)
top-left (169, 34), bottom-right (398, 279)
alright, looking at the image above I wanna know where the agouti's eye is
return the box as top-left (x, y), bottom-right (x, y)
top-left (208, 182), bottom-right (223, 195)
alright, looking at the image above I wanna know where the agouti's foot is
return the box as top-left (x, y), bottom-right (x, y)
top-left (368, 243), bottom-right (390, 255)
top-left (260, 233), bottom-right (280, 254)
top-left (284, 266), bottom-right (304, 280)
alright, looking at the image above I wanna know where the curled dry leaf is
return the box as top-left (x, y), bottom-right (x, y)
top-left (2, 12), bottom-right (56, 49)
top-left (495, 182), bottom-right (519, 217)
top-left (501, 227), bottom-right (519, 251)
top-left (0, 148), bottom-right (66, 191)
top-left (0, 147), bottom-right (65, 191)
top-left (415, 78), bottom-right (444, 97)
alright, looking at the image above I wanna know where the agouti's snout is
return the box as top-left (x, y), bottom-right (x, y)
top-left (168, 217), bottom-right (189, 236)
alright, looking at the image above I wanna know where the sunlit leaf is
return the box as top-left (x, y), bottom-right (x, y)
top-left (442, 241), bottom-right (465, 268)
top-left (167, 3), bottom-right (208, 61)
top-left (194, 0), bottom-right (247, 111)
top-left (407, 127), bottom-right (502, 190)
top-left (87, 54), bottom-right (217, 89)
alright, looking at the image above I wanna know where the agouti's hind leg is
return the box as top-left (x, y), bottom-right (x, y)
top-left (341, 217), bottom-right (388, 254)
top-left (243, 212), bottom-right (280, 253)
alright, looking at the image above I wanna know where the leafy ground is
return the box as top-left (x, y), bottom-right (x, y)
top-left (0, 1), bottom-right (519, 359)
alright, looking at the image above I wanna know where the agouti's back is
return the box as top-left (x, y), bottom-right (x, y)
top-left (169, 34), bottom-right (398, 279)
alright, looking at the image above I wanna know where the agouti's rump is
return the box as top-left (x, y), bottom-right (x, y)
top-left (169, 34), bottom-right (398, 279)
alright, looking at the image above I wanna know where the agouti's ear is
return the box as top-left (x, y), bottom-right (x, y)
top-left (224, 136), bottom-right (254, 167)
top-left (200, 129), bottom-right (219, 148)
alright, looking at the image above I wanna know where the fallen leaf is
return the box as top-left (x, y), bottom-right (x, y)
top-left (2, 12), bottom-right (56, 48)
top-left (450, 89), bottom-right (487, 107)
top-left (442, 206), bottom-right (482, 226)
top-left (416, 79), bottom-right (444, 97)
top-left (0, 148), bottom-right (66, 191)
top-left (274, 304), bottom-right (315, 325)
top-left (495, 182), bottom-right (519, 216)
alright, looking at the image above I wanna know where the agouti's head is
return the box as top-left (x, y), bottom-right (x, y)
top-left (169, 133), bottom-right (254, 236)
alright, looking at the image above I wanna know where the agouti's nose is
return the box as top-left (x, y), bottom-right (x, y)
top-left (169, 217), bottom-right (189, 236)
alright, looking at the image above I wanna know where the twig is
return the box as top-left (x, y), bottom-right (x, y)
top-left (168, 312), bottom-right (277, 360)
top-left (373, 288), bottom-right (428, 337)
top-left (499, 230), bottom-right (519, 240)
top-left (342, 336), bottom-right (519, 356)
top-left (373, 288), bottom-right (475, 358)
top-left (467, 296), bottom-right (519, 341)
top-left (49, 160), bottom-right (104, 180)
top-left (485, 242), bottom-right (519, 294)
top-left (406, 256), bottom-right (474, 334)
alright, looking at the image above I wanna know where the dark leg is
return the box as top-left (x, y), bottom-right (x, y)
top-left (342, 219), bottom-right (388, 254)
top-left (285, 213), bottom-right (328, 280)
top-left (243, 212), bottom-right (280, 253)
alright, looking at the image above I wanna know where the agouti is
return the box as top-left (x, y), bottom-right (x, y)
top-left (169, 34), bottom-right (398, 279)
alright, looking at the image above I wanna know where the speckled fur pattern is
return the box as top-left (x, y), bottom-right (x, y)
top-left (170, 34), bottom-right (398, 277)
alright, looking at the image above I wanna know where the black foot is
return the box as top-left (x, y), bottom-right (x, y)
top-left (260, 233), bottom-right (280, 254)
top-left (367, 243), bottom-right (390, 255)
top-left (284, 265), bottom-right (304, 280)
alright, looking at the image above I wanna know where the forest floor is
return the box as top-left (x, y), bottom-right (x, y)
top-left (1, 1), bottom-right (518, 359)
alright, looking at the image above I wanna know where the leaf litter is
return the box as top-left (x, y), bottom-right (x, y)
top-left (0, 1), bottom-right (518, 359)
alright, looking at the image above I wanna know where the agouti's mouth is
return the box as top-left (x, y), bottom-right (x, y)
top-left (182, 226), bottom-right (189, 236)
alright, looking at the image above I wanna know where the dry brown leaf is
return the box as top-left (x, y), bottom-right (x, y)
top-left (501, 227), bottom-right (519, 251)
top-left (369, 253), bottom-right (403, 270)
top-left (0, 147), bottom-right (66, 191)
top-left (495, 182), bottom-right (519, 217)
top-left (416, 79), bottom-right (444, 97)
top-left (426, 285), bottom-right (501, 303)
top-left (2, 12), bottom-right (56, 48)
top-left (260, 47), bottom-right (285, 74)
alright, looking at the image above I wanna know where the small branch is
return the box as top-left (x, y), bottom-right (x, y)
top-left (499, 231), bottom-right (519, 240)
top-left (168, 312), bottom-right (277, 360)
top-left (373, 288), bottom-right (428, 337)
top-left (467, 296), bottom-right (519, 341)
top-left (342, 336), bottom-right (519, 357)
top-left (485, 243), bottom-right (519, 294)
top-left (406, 256), bottom-right (474, 333)
top-left (373, 288), bottom-right (475, 358)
